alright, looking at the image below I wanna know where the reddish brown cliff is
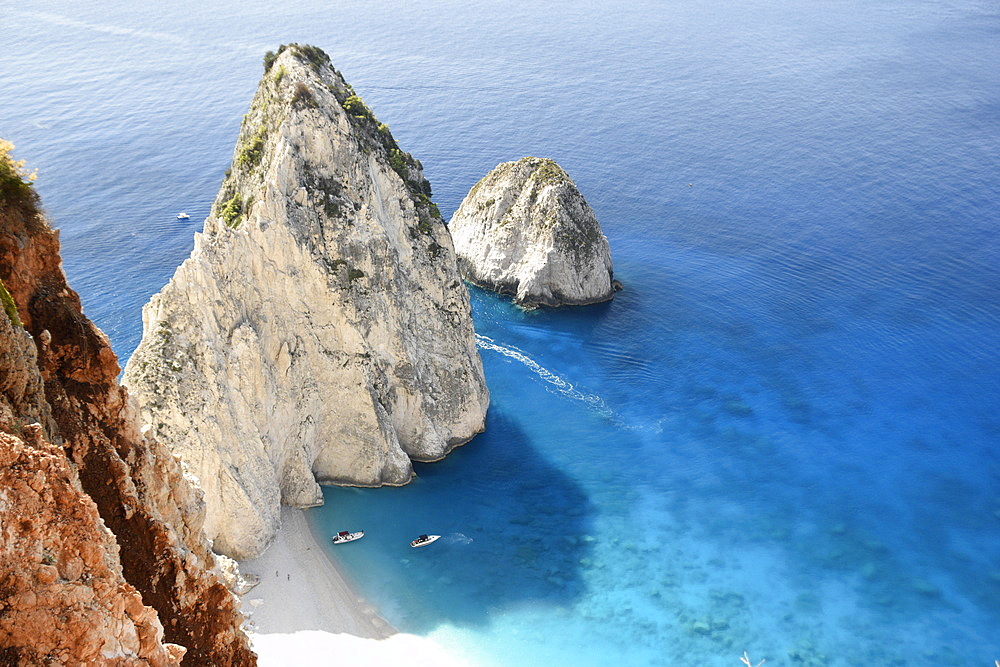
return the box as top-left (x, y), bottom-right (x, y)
top-left (0, 144), bottom-right (255, 664)
top-left (0, 424), bottom-right (185, 666)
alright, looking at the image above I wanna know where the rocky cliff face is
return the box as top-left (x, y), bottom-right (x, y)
top-left (449, 157), bottom-right (617, 308)
top-left (0, 149), bottom-right (255, 665)
top-left (123, 45), bottom-right (489, 560)
top-left (0, 425), bottom-right (184, 666)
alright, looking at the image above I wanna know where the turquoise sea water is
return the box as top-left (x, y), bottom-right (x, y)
top-left (4, 2), bottom-right (998, 664)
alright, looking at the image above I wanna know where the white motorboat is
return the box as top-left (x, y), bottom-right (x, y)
top-left (332, 530), bottom-right (364, 544)
top-left (176, 212), bottom-right (190, 220)
top-left (410, 534), bottom-right (440, 548)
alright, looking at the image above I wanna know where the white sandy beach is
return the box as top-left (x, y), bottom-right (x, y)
top-left (239, 507), bottom-right (471, 666)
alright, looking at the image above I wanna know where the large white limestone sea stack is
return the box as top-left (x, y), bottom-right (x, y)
top-left (449, 157), bottom-right (619, 308)
top-left (122, 44), bottom-right (489, 559)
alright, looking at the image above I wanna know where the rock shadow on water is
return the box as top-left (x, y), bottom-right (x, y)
top-left (323, 408), bottom-right (596, 634)
top-left (468, 282), bottom-right (616, 336)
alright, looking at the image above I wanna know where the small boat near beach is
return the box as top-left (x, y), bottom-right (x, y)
top-left (410, 534), bottom-right (440, 548)
top-left (176, 212), bottom-right (190, 220)
top-left (332, 530), bottom-right (364, 544)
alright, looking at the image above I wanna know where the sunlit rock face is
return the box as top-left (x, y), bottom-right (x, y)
top-left (123, 45), bottom-right (488, 560)
top-left (450, 157), bottom-right (618, 308)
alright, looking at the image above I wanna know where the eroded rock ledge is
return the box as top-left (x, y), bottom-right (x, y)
top-left (123, 45), bottom-right (489, 560)
top-left (449, 157), bottom-right (618, 308)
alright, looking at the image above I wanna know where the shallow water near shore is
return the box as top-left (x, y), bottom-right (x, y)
top-left (5, 0), bottom-right (999, 664)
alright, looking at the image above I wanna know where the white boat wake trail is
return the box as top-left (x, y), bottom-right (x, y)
top-left (475, 333), bottom-right (625, 424)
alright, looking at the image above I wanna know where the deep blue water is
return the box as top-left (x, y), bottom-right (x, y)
top-left (4, 2), bottom-right (999, 664)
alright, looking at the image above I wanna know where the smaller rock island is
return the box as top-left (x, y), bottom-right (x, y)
top-left (449, 157), bottom-right (619, 308)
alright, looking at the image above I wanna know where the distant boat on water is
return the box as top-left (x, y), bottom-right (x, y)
top-left (176, 212), bottom-right (190, 220)
top-left (332, 530), bottom-right (364, 544)
top-left (410, 534), bottom-right (440, 548)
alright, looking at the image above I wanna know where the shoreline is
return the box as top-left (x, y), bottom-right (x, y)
top-left (238, 506), bottom-right (471, 665)
top-left (238, 506), bottom-right (393, 638)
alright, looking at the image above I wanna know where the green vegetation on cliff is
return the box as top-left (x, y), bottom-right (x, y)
top-left (264, 43), bottom-right (331, 74)
top-left (530, 158), bottom-right (568, 186)
top-left (0, 140), bottom-right (37, 208)
top-left (342, 94), bottom-right (375, 122)
top-left (237, 128), bottom-right (266, 169)
top-left (291, 82), bottom-right (318, 109)
top-left (0, 277), bottom-right (21, 327)
top-left (220, 193), bottom-right (244, 228)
